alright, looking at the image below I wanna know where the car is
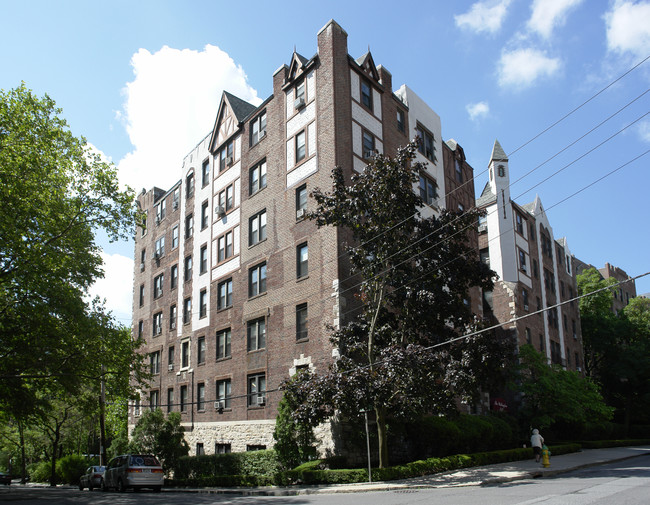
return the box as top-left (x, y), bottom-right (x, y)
top-left (79, 465), bottom-right (104, 491)
top-left (100, 454), bottom-right (163, 492)
top-left (0, 471), bottom-right (11, 485)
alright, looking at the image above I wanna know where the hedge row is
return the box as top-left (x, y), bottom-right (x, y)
top-left (171, 443), bottom-right (581, 488)
top-left (579, 439), bottom-right (650, 449)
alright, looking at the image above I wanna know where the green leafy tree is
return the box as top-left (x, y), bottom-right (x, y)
top-left (129, 409), bottom-right (189, 474)
top-left (285, 142), bottom-right (513, 468)
top-left (0, 83), bottom-right (141, 413)
top-left (273, 377), bottom-right (318, 469)
top-left (517, 344), bottom-right (613, 432)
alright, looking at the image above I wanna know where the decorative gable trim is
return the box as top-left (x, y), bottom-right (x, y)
top-left (355, 51), bottom-right (380, 82)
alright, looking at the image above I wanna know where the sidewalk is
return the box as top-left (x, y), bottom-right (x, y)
top-left (177, 445), bottom-right (650, 496)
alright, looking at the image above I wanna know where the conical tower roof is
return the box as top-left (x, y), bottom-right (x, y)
top-left (490, 139), bottom-right (508, 163)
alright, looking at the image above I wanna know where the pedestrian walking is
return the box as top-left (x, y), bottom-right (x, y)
top-left (530, 429), bottom-right (544, 463)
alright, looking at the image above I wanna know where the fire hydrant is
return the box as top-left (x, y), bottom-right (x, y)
top-left (542, 445), bottom-right (551, 467)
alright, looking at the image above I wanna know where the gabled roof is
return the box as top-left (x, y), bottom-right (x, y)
top-left (354, 51), bottom-right (380, 81)
top-left (490, 139), bottom-right (508, 163)
top-left (288, 51), bottom-right (309, 81)
top-left (476, 182), bottom-right (496, 207)
top-left (223, 91), bottom-right (257, 123)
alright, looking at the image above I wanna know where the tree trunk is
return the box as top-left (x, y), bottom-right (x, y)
top-left (375, 406), bottom-right (389, 468)
top-left (19, 421), bottom-right (27, 484)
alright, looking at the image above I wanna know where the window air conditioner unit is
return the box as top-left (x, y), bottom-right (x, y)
top-left (478, 224), bottom-right (487, 233)
top-left (215, 400), bottom-right (225, 411)
top-left (154, 251), bottom-right (161, 260)
top-left (577, 366), bottom-right (582, 372)
top-left (259, 129), bottom-right (266, 138)
top-left (173, 200), bottom-right (179, 210)
top-left (155, 216), bottom-right (161, 226)
top-left (294, 97), bottom-right (305, 109)
top-left (364, 150), bottom-right (374, 159)
top-left (168, 364), bottom-right (174, 371)
top-left (257, 394), bottom-right (266, 406)
top-left (140, 263), bottom-right (145, 272)
top-left (296, 208), bottom-right (305, 219)
top-left (216, 205), bottom-right (226, 217)
top-left (226, 156), bottom-right (234, 166)
top-left (170, 322), bottom-right (176, 330)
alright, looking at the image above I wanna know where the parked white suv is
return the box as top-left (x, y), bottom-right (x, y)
top-left (101, 454), bottom-right (163, 492)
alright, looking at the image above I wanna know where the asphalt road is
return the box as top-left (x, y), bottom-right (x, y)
top-left (1, 456), bottom-right (648, 505)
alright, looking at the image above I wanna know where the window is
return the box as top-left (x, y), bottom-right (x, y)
top-left (217, 278), bottom-right (233, 309)
top-left (168, 346), bottom-right (175, 369)
top-left (295, 81), bottom-right (306, 108)
top-left (247, 445), bottom-right (267, 451)
top-left (199, 289), bottom-right (207, 319)
top-left (296, 303), bottom-right (308, 340)
top-left (516, 212), bottom-right (524, 235)
top-left (248, 262), bottom-right (267, 297)
top-left (249, 210), bottom-right (267, 246)
top-left (167, 388), bottom-right (174, 413)
top-left (149, 351), bottom-right (160, 374)
top-left (185, 213), bottom-right (193, 239)
top-left (139, 284), bottom-right (145, 307)
top-left (498, 164), bottom-right (505, 177)
top-left (572, 319), bottom-right (577, 339)
top-left (397, 109), bottom-right (405, 132)
top-left (297, 243), bottom-right (308, 279)
top-left (183, 297), bottom-right (191, 325)
top-left (216, 379), bottom-right (231, 409)
top-left (525, 327), bottom-right (531, 345)
top-left (360, 78), bottom-right (372, 110)
top-left (200, 245), bottom-right (208, 274)
top-left (169, 304), bottom-right (178, 330)
top-left (140, 249), bottom-right (146, 271)
top-left (522, 288), bottom-right (529, 310)
top-left (170, 264), bottom-right (178, 289)
top-left (566, 255), bottom-right (572, 274)
top-left (249, 159), bottom-right (267, 195)
top-left (154, 236), bottom-right (165, 258)
top-left (362, 130), bottom-right (375, 158)
top-left (541, 231), bottom-right (552, 258)
top-left (134, 399), bottom-right (140, 416)
top-left (172, 225), bottom-right (179, 249)
top-left (140, 211), bottom-right (147, 237)
top-left (150, 390), bottom-right (159, 410)
top-left (415, 124), bottom-right (436, 162)
top-left (247, 373), bottom-right (266, 407)
top-left (172, 188), bottom-right (180, 209)
top-left (196, 442), bottom-right (205, 455)
top-left (181, 340), bottom-right (190, 369)
top-left (533, 259), bottom-right (539, 279)
top-left (180, 385), bottom-right (188, 412)
top-left (155, 199), bottom-right (166, 224)
top-left (557, 246), bottom-right (564, 265)
top-left (153, 273), bottom-right (164, 299)
top-left (184, 255), bottom-right (192, 282)
top-left (216, 328), bottom-right (231, 359)
top-left (419, 174), bottom-right (438, 205)
top-left (250, 111), bottom-right (267, 145)
top-left (197, 383), bottom-right (205, 411)
top-left (153, 312), bottom-right (162, 336)
top-left (201, 201), bottom-right (209, 230)
top-left (529, 222), bottom-right (536, 241)
top-left (296, 184), bottom-right (307, 217)
top-left (215, 443), bottom-right (231, 454)
top-left (518, 249), bottom-right (527, 274)
top-left (295, 130), bottom-right (306, 163)
top-left (455, 159), bottom-right (463, 183)
top-left (201, 159), bottom-right (210, 187)
top-left (544, 269), bottom-right (555, 292)
top-left (138, 320), bottom-right (143, 338)
top-left (218, 231), bottom-right (234, 263)
top-left (479, 248), bottom-right (490, 266)
top-left (247, 317), bottom-right (266, 351)
top-left (218, 184), bottom-right (234, 215)
top-left (186, 172), bottom-right (194, 199)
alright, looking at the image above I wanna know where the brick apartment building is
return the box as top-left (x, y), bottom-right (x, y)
top-left (574, 259), bottom-right (637, 315)
top-left (477, 140), bottom-right (585, 376)
top-left (130, 20), bottom-right (481, 455)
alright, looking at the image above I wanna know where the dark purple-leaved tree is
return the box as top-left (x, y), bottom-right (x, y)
top-left (284, 141), bottom-right (515, 468)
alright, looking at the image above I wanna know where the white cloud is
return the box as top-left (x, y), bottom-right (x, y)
top-left (639, 120), bottom-right (650, 142)
top-left (604, 0), bottom-right (650, 59)
top-left (117, 45), bottom-right (261, 193)
top-left (498, 48), bottom-right (562, 88)
top-left (88, 252), bottom-right (134, 324)
top-left (527, 0), bottom-right (584, 39)
top-left (455, 0), bottom-right (513, 34)
top-left (466, 101), bottom-right (490, 121)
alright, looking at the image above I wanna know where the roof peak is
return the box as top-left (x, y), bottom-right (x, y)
top-left (490, 139), bottom-right (508, 163)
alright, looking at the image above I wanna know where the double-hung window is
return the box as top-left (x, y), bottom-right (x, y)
top-left (199, 289), bottom-right (207, 319)
top-left (216, 379), bottom-right (231, 409)
top-left (185, 213), bottom-right (193, 239)
top-left (181, 340), bottom-right (190, 369)
top-left (216, 328), bottom-right (231, 359)
top-left (218, 230), bottom-right (233, 263)
top-left (296, 303), bottom-right (308, 340)
top-left (149, 351), bottom-right (160, 374)
top-left (154, 236), bottom-right (165, 258)
top-left (197, 383), bottom-right (205, 411)
top-left (197, 336), bottom-right (206, 364)
top-left (153, 273), bottom-right (164, 299)
top-left (170, 264), bottom-right (178, 289)
top-left (186, 172), bottom-right (194, 199)
top-left (297, 243), bottom-right (308, 279)
top-left (360, 78), bottom-right (372, 110)
top-left (218, 184), bottom-right (234, 214)
top-left (250, 111), bottom-right (267, 145)
top-left (248, 262), bottom-right (267, 297)
top-left (247, 317), bottom-right (266, 351)
top-left (184, 255), bottom-right (192, 282)
top-left (169, 305), bottom-right (177, 330)
top-left (172, 225), bottom-right (179, 249)
top-left (295, 130), bottom-right (306, 163)
top-left (249, 159), bottom-right (267, 195)
top-left (200, 245), bottom-right (208, 274)
top-left (183, 297), bottom-right (191, 325)
top-left (247, 373), bottom-right (266, 407)
top-left (419, 174), bottom-right (438, 206)
top-left (217, 278), bottom-right (232, 309)
top-left (415, 124), bottom-right (436, 162)
top-left (201, 159), bottom-right (210, 187)
top-left (249, 210), bottom-right (267, 246)
top-left (362, 130), bottom-right (375, 158)
top-left (153, 312), bottom-right (162, 336)
top-left (201, 201), bottom-right (209, 229)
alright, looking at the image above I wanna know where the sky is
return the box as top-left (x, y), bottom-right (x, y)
top-left (2, 0), bottom-right (649, 326)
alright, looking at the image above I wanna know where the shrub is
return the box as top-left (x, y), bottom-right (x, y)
top-left (56, 455), bottom-right (89, 485)
top-left (174, 449), bottom-right (281, 480)
top-left (28, 461), bottom-right (53, 483)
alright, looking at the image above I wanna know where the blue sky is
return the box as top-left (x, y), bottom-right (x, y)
top-left (2, 0), bottom-right (649, 324)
